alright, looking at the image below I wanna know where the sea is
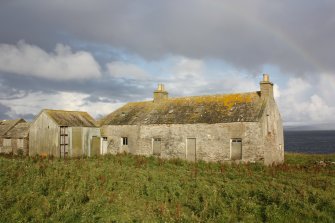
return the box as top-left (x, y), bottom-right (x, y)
top-left (284, 130), bottom-right (335, 154)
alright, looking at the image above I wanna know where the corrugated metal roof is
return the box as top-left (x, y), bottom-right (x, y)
top-left (101, 91), bottom-right (265, 125)
top-left (43, 109), bottom-right (97, 127)
top-left (4, 122), bottom-right (30, 138)
top-left (0, 119), bottom-right (25, 136)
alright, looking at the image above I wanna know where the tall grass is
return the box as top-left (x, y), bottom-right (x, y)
top-left (0, 152), bottom-right (334, 222)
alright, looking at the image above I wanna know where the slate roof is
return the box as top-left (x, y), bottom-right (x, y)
top-left (0, 119), bottom-right (25, 136)
top-left (4, 122), bottom-right (30, 138)
top-left (43, 109), bottom-right (97, 127)
top-left (101, 91), bottom-right (265, 125)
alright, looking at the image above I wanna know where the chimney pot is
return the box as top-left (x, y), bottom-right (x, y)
top-left (260, 74), bottom-right (273, 99)
top-left (153, 83), bottom-right (168, 102)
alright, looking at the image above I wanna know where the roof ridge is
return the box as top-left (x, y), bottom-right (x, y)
top-left (126, 91), bottom-right (260, 105)
top-left (43, 109), bottom-right (89, 113)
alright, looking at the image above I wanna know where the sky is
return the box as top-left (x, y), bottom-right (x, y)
top-left (0, 0), bottom-right (335, 128)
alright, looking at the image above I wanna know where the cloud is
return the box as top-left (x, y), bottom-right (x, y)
top-left (156, 57), bottom-right (258, 96)
top-left (0, 103), bottom-right (11, 120)
top-left (1, 0), bottom-right (334, 75)
top-left (0, 41), bottom-right (101, 80)
top-left (0, 91), bottom-right (124, 120)
top-left (106, 61), bottom-right (148, 79)
top-left (276, 77), bottom-right (335, 124)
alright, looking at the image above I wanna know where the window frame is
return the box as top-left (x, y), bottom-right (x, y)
top-left (121, 137), bottom-right (128, 146)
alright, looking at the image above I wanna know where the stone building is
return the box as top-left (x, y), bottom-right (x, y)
top-left (29, 109), bottom-right (101, 158)
top-left (0, 119), bottom-right (29, 155)
top-left (100, 74), bottom-right (284, 165)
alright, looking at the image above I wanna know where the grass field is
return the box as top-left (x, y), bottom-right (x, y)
top-left (0, 153), bottom-right (334, 222)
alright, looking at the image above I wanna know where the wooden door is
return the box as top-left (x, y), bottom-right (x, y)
top-left (231, 139), bottom-right (242, 160)
top-left (101, 137), bottom-right (108, 155)
top-left (91, 136), bottom-right (101, 156)
top-left (153, 138), bottom-right (161, 156)
top-left (186, 138), bottom-right (196, 162)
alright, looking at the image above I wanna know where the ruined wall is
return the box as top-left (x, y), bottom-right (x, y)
top-left (260, 97), bottom-right (284, 165)
top-left (101, 125), bottom-right (140, 154)
top-left (29, 112), bottom-right (60, 157)
top-left (102, 122), bottom-right (264, 163)
top-left (0, 137), bottom-right (28, 155)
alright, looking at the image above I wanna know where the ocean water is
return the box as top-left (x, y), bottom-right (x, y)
top-left (284, 130), bottom-right (335, 154)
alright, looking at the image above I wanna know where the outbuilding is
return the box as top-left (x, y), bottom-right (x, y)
top-left (0, 119), bottom-right (28, 154)
top-left (29, 109), bottom-right (101, 158)
top-left (3, 122), bottom-right (30, 155)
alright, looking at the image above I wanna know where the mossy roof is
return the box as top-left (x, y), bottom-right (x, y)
top-left (0, 119), bottom-right (25, 136)
top-left (101, 91), bottom-right (265, 125)
top-left (4, 122), bottom-right (30, 138)
top-left (43, 109), bottom-right (97, 127)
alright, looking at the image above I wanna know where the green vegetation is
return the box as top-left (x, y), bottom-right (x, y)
top-left (0, 153), bottom-right (334, 222)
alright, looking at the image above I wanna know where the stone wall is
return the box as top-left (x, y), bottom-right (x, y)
top-left (102, 122), bottom-right (265, 163)
top-left (260, 97), bottom-right (284, 165)
top-left (102, 125), bottom-right (140, 154)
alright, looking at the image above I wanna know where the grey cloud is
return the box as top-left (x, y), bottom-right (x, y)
top-left (0, 71), bottom-right (154, 104)
top-left (1, 0), bottom-right (334, 74)
top-left (0, 103), bottom-right (11, 120)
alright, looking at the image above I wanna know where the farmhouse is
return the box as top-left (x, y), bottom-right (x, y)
top-left (100, 74), bottom-right (284, 165)
top-left (0, 119), bottom-right (29, 155)
top-left (29, 109), bottom-right (101, 158)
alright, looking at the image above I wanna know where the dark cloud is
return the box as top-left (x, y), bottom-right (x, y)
top-left (0, 103), bottom-right (11, 120)
top-left (1, 0), bottom-right (334, 74)
top-left (0, 72), bottom-right (154, 103)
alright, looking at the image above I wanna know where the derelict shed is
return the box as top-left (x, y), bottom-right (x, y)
top-left (3, 122), bottom-right (30, 155)
top-left (101, 75), bottom-right (284, 165)
top-left (29, 109), bottom-right (101, 158)
top-left (0, 119), bottom-right (27, 154)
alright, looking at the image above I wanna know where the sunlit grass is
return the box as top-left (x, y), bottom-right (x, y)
top-left (0, 152), bottom-right (334, 222)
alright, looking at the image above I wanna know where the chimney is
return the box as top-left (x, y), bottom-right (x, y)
top-left (260, 74), bottom-right (273, 99)
top-left (153, 83), bottom-right (168, 102)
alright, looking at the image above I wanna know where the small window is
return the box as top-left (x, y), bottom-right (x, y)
top-left (102, 137), bottom-right (108, 141)
top-left (122, 137), bottom-right (128, 145)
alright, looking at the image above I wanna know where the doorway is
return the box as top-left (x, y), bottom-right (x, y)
top-left (230, 138), bottom-right (242, 160)
top-left (186, 138), bottom-right (196, 162)
top-left (153, 138), bottom-right (161, 156)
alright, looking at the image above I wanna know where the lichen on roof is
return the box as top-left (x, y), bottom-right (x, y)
top-left (4, 122), bottom-right (30, 138)
top-left (44, 109), bottom-right (97, 127)
top-left (101, 91), bottom-right (265, 125)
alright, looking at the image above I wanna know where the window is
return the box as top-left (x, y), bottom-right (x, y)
top-left (3, 138), bottom-right (11, 147)
top-left (102, 137), bottom-right (108, 141)
top-left (122, 137), bottom-right (128, 145)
